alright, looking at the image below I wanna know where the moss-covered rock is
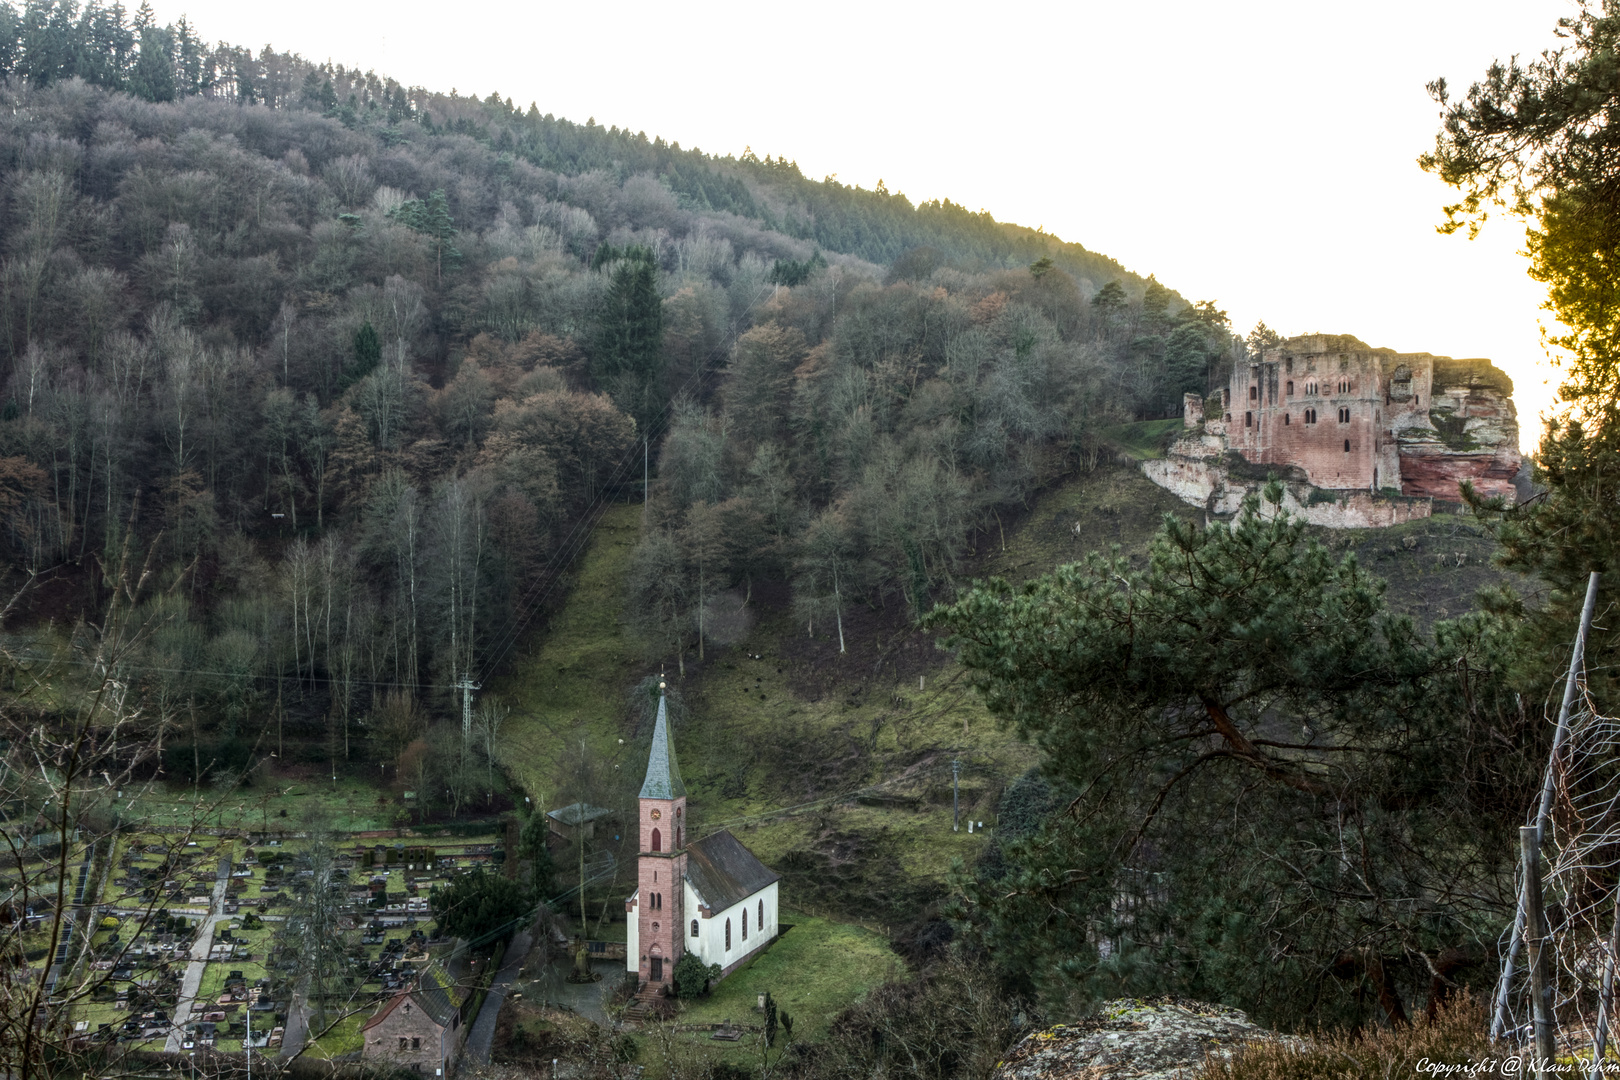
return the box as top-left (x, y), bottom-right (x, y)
top-left (992, 998), bottom-right (1288, 1080)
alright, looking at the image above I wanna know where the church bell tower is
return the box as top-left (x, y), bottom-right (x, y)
top-left (636, 682), bottom-right (687, 986)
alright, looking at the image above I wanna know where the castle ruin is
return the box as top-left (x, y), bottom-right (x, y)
top-left (1144, 334), bottom-right (1523, 527)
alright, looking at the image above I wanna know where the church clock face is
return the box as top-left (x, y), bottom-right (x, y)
top-left (650, 809), bottom-right (661, 820)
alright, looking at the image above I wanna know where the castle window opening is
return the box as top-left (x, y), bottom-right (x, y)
top-left (1245, 411), bottom-right (1252, 427)
top-left (1250, 385), bottom-right (1258, 400)
top-left (1284, 414), bottom-right (1290, 425)
top-left (1344, 439), bottom-right (1351, 453)
top-left (1305, 409), bottom-right (1316, 424)
top-left (1306, 381), bottom-right (1318, 395)
top-left (1286, 381), bottom-right (1294, 396)
top-left (412, 1038), bottom-right (421, 1051)
top-left (1338, 407), bottom-right (1350, 423)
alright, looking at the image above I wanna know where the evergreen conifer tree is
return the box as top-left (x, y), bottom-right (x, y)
top-left (389, 189), bottom-right (461, 284)
top-left (593, 246), bottom-right (665, 431)
top-left (127, 20), bottom-right (173, 102)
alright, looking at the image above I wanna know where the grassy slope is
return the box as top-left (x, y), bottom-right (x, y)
top-left (1102, 418), bottom-right (1183, 460)
top-left (495, 502), bottom-right (651, 801)
top-left (492, 465), bottom-right (1169, 929)
top-left (494, 459), bottom-right (1524, 1039)
top-left (675, 912), bottom-right (897, 1040)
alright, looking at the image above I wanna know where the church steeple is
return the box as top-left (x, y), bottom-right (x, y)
top-left (633, 680), bottom-right (687, 987)
top-left (639, 687), bottom-right (686, 800)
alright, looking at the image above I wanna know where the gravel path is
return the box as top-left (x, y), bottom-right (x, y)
top-left (164, 855), bottom-right (232, 1052)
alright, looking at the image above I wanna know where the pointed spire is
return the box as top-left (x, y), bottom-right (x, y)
top-left (640, 681), bottom-right (686, 800)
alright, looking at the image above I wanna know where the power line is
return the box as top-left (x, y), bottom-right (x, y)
top-left (0, 649), bottom-right (441, 691)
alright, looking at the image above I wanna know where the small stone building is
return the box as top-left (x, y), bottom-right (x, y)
top-left (359, 965), bottom-right (464, 1075)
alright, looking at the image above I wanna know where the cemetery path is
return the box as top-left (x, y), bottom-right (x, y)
top-left (164, 855), bottom-right (231, 1053)
top-left (277, 977), bottom-right (310, 1059)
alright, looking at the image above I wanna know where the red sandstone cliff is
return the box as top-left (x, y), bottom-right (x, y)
top-left (1394, 356), bottom-right (1520, 501)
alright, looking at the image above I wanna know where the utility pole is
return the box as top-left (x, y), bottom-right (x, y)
top-left (578, 739), bottom-right (588, 936)
top-left (454, 675), bottom-right (481, 744)
top-left (951, 759), bottom-right (961, 832)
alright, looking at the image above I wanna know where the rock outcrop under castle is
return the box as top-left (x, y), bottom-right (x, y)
top-left (1142, 335), bottom-right (1523, 528)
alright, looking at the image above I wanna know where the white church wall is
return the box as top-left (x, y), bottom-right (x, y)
top-left (625, 890), bottom-right (639, 973)
top-left (685, 881), bottom-right (779, 976)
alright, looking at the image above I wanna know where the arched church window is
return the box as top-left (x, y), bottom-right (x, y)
top-left (676, 827), bottom-right (682, 848)
top-left (651, 828), bottom-right (661, 852)
top-left (759, 900), bottom-right (764, 928)
top-left (743, 909), bottom-right (748, 940)
top-left (725, 919), bottom-right (732, 950)
top-left (691, 919), bottom-right (699, 937)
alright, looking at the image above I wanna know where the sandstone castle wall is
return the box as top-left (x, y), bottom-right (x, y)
top-left (1146, 334), bottom-right (1522, 528)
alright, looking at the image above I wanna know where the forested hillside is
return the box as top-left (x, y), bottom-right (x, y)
top-left (5, 0), bottom-right (1615, 1060)
top-left (0, 1), bottom-right (1243, 780)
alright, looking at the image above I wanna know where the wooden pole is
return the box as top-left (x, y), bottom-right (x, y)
top-left (1522, 826), bottom-right (1557, 1072)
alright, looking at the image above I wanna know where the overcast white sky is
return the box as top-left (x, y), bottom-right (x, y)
top-left (150, 0), bottom-right (1578, 449)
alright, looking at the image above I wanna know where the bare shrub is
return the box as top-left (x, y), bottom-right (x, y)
top-left (1198, 996), bottom-right (1499, 1080)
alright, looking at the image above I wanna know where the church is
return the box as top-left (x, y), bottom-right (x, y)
top-left (625, 686), bottom-right (780, 987)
